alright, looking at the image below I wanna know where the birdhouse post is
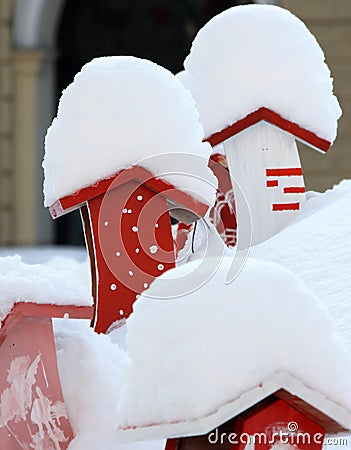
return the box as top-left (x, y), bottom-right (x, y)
top-left (49, 166), bottom-right (209, 334)
top-left (0, 302), bottom-right (93, 450)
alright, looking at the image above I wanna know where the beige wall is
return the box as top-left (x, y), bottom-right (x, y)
top-left (282, 0), bottom-right (351, 192)
top-left (0, 0), bottom-right (15, 245)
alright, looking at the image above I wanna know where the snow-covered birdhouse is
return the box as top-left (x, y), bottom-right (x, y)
top-left (116, 257), bottom-right (351, 448)
top-left (178, 5), bottom-right (341, 245)
top-left (43, 56), bottom-right (217, 334)
top-left (165, 372), bottom-right (350, 450)
top-left (0, 256), bottom-right (93, 450)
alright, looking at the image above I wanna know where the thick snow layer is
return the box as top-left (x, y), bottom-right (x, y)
top-left (43, 56), bottom-right (217, 208)
top-left (251, 179), bottom-right (351, 353)
top-left (117, 257), bottom-right (351, 431)
top-left (179, 5), bottom-right (341, 142)
top-left (0, 256), bottom-right (92, 325)
top-left (54, 320), bottom-right (165, 450)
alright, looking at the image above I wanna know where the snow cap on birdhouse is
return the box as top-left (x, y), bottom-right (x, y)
top-left (116, 257), bottom-right (351, 441)
top-left (0, 256), bottom-right (93, 326)
top-left (179, 4), bottom-right (341, 151)
top-left (43, 56), bottom-right (217, 208)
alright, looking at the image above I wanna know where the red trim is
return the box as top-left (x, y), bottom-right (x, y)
top-left (205, 107), bottom-right (331, 153)
top-left (49, 166), bottom-right (209, 220)
top-left (266, 168), bottom-right (303, 177)
top-left (284, 187), bottom-right (306, 194)
top-left (0, 302), bottom-right (93, 339)
top-left (272, 202), bottom-right (300, 211)
top-left (266, 180), bottom-right (278, 188)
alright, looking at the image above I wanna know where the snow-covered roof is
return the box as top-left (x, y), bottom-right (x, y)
top-left (178, 5), bottom-right (341, 145)
top-left (43, 56), bottom-right (217, 209)
top-left (0, 255), bottom-right (92, 327)
top-left (118, 371), bottom-right (351, 442)
top-left (116, 256), bottom-right (351, 440)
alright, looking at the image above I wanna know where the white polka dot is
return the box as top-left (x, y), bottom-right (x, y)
top-left (137, 195), bottom-right (143, 201)
top-left (104, 221), bottom-right (109, 226)
top-left (110, 284), bottom-right (117, 291)
top-left (119, 309), bottom-right (124, 316)
top-left (143, 283), bottom-right (149, 289)
top-left (135, 248), bottom-right (140, 254)
top-left (155, 223), bottom-right (159, 228)
top-left (158, 264), bottom-right (164, 271)
top-left (149, 245), bottom-right (158, 254)
top-left (128, 209), bottom-right (132, 214)
top-left (122, 208), bottom-right (127, 213)
top-left (129, 271), bottom-right (134, 276)
top-left (116, 251), bottom-right (120, 257)
top-left (132, 226), bottom-right (138, 232)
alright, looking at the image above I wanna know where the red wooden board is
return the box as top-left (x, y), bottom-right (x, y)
top-left (86, 180), bottom-right (175, 333)
top-left (205, 107), bottom-right (331, 153)
top-left (0, 316), bottom-right (74, 449)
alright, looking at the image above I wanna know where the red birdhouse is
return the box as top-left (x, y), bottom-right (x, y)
top-left (0, 302), bottom-right (93, 450)
top-left (49, 166), bottom-right (209, 334)
top-left (162, 372), bottom-right (351, 450)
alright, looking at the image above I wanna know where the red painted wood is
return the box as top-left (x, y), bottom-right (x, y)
top-left (272, 202), bottom-right (300, 211)
top-left (284, 187), bottom-right (306, 194)
top-left (205, 107), bottom-right (331, 153)
top-left (49, 166), bottom-right (208, 220)
top-left (235, 397), bottom-right (325, 450)
top-left (86, 180), bottom-right (175, 334)
top-left (209, 154), bottom-right (237, 247)
top-left (266, 180), bottom-right (279, 188)
top-left (266, 168), bottom-right (303, 177)
top-left (165, 438), bottom-right (179, 450)
top-left (0, 315), bottom-right (74, 449)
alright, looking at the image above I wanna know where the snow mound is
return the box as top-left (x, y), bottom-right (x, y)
top-left (54, 320), bottom-right (164, 450)
top-left (43, 56), bottom-right (217, 208)
top-left (252, 179), bottom-right (351, 353)
top-left (117, 257), bottom-right (351, 432)
top-left (179, 5), bottom-right (341, 142)
top-left (0, 255), bottom-right (92, 325)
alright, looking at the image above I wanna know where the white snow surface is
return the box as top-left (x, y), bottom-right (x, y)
top-left (43, 56), bottom-right (217, 208)
top-left (0, 255), bottom-right (92, 325)
top-left (179, 5), bottom-right (341, 142)
top-left (116, 256), bottom-right (351, 432)
top-left (252, 179), bottom-right (351, 353)
top-left (54, 320), bottom-right (165, 450)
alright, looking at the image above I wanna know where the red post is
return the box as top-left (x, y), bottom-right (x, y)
top-left (0, 303), bottom-right (93, 450)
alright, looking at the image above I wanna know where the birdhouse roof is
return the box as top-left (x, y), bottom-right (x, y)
top-left (49, 165), bottom-right (209, 222)
top-left (205, 107), bottom-right (331, 153)
top-left (115, 257), bottom-right (351, 442)
top-left (43, 56), bottom-right (217, 210)
top-left (0, 255), bottom-right (93, 334)
top-left (117, 371), bottom-right (351, 442)
top-left (178, 5), bottom-right (341, 149)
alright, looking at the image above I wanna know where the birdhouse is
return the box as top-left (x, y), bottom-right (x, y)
top-left (49, 166), bottom-right (209, 334)
top-left (205, 107), bottom-right (330, 245)
top-left (0, 301), bottom-right (93, 450)
top-left (162, 372), bottom-right (351, 450)
top-left (177, 4), bottom-right (341, 246)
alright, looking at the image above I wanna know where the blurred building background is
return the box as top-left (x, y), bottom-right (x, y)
top-left (0, 0), bottom-right (350, 246)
